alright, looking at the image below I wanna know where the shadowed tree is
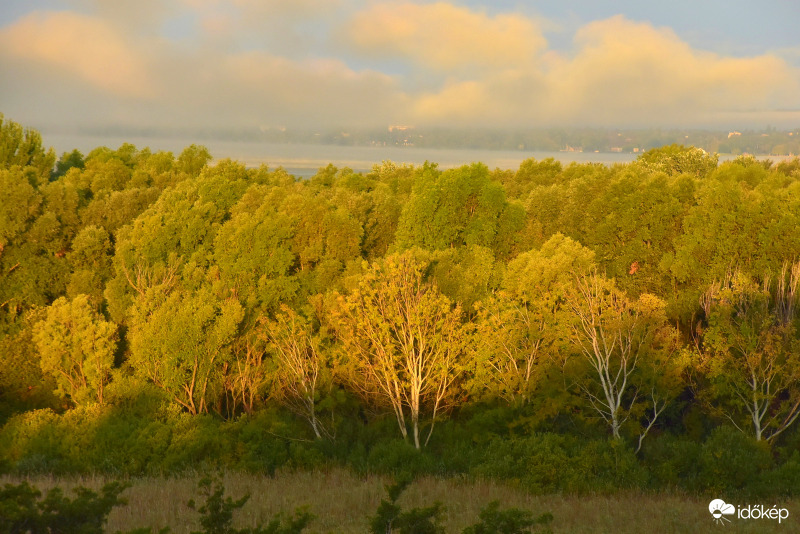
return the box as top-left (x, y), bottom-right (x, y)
top-left (565, 272), bottom-right (681, 448)
top-left (700, 265), bottom-right (800, 442)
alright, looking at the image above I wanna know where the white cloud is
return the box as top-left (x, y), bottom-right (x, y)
top-left (404, 14), bottom-right (800, 127)
top-left (343, 2), bottom-right (547, 72)
top-left (0, 11), bottom-right (155, 98)
top-left (2, 3), bottom-right (799, 132)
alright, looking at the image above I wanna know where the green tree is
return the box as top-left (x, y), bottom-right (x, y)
top-left (260, 305), bottom-right (331, 439)
top-left (178, 144), bottom-right (212, 177)
top-left (565, 273), bottom-right (681, 447)
top-left (0, 480), bottom-right (131, 534)
top-left (468, 234), bottom-right (595, 407)
top-left (700, 265), bottom-right (800, 442)
top-left (212, 197), bottom-right (298, 316)
top-left (0, 113), bottom-right (55, 183)
top-left (636, 144), bottom-right (718, 178)
top-left (33, 295), bottom-right (117, 405)
top-left (107, 173), bottom-right (249, 322)
top-left (53, 149), bottom-right (85, 178)
top-left (462, 501), bottom-right (553, 534)
top-left (188, 476), bottom-right (312, 534)
top-left (369, 478), bottom-right (444, 534)
top-left (665, 163), bottom-right (800, 321)
top-left (128, 285), bottom-right (244, 415)
top-left (395, 163), bottom-right (522, 254)
top-left (66, 225), bottom-right (112, 301)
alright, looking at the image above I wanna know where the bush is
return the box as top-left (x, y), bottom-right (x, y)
top-left (754, 451), bottom-right (800, 498)
top-left (0, 480), bottom-right (131, 534)
top-left (472, 434), bottom-right (570, 493)
top-left (472, 433), bottom-right (646, 494)
top-left (0, 409), bottom-right (69, 474)
top-left (365, 440), bottom-right (436, 478)
top-left (462, 501), bottom-right (553, 534)
top-left (188, 475), bottom-right (313, 534)
top-left (230, 413), bottom-right (292, 474)
top-left (160, 414), bottom-right (230, 472)
top-left (568, 439), bottom-right (646, 492)
top-left (698, 426), bottom-right (772, 496)
top-left (640, 434), bottom-right (702, 491)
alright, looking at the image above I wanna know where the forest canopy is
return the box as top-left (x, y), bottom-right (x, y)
top-left (3, 114), bottom-right (800, 495)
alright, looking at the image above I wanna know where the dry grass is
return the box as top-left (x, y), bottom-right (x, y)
top-left (3, 469), bottom-right (800, 533)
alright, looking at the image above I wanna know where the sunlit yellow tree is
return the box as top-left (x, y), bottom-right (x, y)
top-left (330, 252), bottom-right (465, 449)
top-left (469, 234), bottom-right (594, 406)
top-left (128, 284), bottom-right (243, 415)
top-left (33, 294), bottom-right (117, 405)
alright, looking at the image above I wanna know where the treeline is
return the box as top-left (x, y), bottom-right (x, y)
top-left (85, 124), bottom-right (800, 155)
top-left (3, 114), bottom-right (800, 495)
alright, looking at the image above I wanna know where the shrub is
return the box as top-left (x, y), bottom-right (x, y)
top-left (187, 475), bottom-right (313, 534)
top-left (640, 434), bottom-right (702, 491)
top-left (0, 480), bottom-right (131, 534)
top-left (472, 433), bottom-right (646, 494)
top-left (462, 501), bottom-right (553, 534)
top-left (698, 426), bottom-right (772, 496)
top-left (365, 440), bottom-right (436, 478)
top-left (369, 478), bottom-right (444, 534)
top-left (754, 451), bottom-right (800, 498)
top-left (471, 434), bottom-right (570, 493)
top-left (0, 409), bottom-right (69, 474)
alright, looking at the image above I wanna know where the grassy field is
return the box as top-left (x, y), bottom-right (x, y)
top-left (3, 469), bottom-right (799, 533)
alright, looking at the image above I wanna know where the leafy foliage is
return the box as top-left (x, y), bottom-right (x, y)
top-left (5, 115), bottom-right (800, 499)
top-left (188, 476), bottom-right (313, 534)
top-left (0, 480), bottom-right (130, 534)
top-left (369, 478), bottom-right (444, 534)
top-left (462, 501), bottom-right (553, 534)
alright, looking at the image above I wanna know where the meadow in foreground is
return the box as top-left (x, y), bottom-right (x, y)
top-left (3, 469), bottom-right (798, 534)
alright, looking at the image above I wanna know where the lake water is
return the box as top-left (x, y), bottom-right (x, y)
top-left (43, 133), bottom-right (638, 177)
top-left (43, 133), bottom-right (780, 179)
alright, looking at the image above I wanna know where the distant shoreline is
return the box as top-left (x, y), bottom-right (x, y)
top-left (44, 133), bottom-right (795, 178)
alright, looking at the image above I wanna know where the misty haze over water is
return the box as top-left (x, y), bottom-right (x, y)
top-left (44, 133), bottom-right (780, 179)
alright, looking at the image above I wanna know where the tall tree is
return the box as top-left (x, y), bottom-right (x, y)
top-left (260, 305), bottom-right (330, 439)
top-left (33, 295), bottom-right (117, 405)
top-left (0, 113), bottom-right (56, 184)
top-left (468, 234), bottom-right (594, 406)
top-left (330, 252), bottom-right (465, 449)
top-left (128, 285), bottom-right (243, 415)
top-left (565, 272), bottom-right (680, 447)
top-left (395, 163), bottom-right (523, 255)
top-left (700, 265), bottom-right (800, 442)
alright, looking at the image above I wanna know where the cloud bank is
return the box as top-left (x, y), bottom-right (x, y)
top-left (1, 1), bottom-right (798, 132)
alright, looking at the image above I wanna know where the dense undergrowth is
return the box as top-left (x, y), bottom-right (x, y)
top-left (2, 404), bottom-right (799, 500)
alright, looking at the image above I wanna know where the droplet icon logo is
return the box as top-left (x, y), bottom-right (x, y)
top-left (709, 499), bottom-right (736, 525)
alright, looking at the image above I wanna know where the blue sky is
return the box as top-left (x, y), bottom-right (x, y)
top-left (1, 0), bottom-right (799, 134)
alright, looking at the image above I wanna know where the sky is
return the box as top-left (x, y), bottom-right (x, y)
top-left (1, 0), bottom-right (799, 136)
